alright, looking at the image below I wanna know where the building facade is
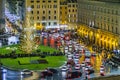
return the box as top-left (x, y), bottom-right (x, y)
top-left (25, 0), bottom-right (78, 29)
top-left (67, 0), bottom-right (78, 29)
top-left (25, 0), bottom-right (60, 29)
top-left (0, 0), bottom-right (5, 34)
top-left (77, 0), bottom-right (120, 51)
top-left (60, 0), bottom-right (67, 26)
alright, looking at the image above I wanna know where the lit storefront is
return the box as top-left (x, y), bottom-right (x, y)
top-left (77, 25), bottom-right (119, 52)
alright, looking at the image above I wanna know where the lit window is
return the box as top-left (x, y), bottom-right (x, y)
top-left (69, 14), bottom-right (70, 17)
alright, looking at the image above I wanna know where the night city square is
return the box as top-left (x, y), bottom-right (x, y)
top-left (0, 0), bottom-right (120, 80)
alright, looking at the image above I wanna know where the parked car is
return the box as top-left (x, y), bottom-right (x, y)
top-left (21, 69), bottom-right (33, 75)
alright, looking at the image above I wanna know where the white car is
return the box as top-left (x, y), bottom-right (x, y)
top-left (61, 66), bottom-right (68, 72)
top-left (75, 64), bottom-right (81, 70)
top-left (21, 69), bottom-right (33, 75)
top-left (74, 58), bottom-right (79, 64)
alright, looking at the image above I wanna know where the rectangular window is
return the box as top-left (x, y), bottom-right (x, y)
top-left (49, 22), bottom-right (51, 26)
top-left (42, 16), bottom-right (45, 20)
top-left (49, 11), bottom-right (51, 14)
top-left (54, 16), bottom-right (56, 19)
top-left (54, 10), bottom-right (56, 14)
top-left (43, 0), bottom-right (45, 3)
top-left (37, 16), bottom-right (39, 20)
top-left (31, 5), bottom-right (34, 8)
top-left (31, 11), bottom-right (33, 14)
top-left (54, 22), bottom-right (57, 25)
top-left (49, 16), bottom-right (51, 19)
top-left (60, 11), bottom-right (62, 14)
top-left (31, 0), bottom-right (34, 3)
top-left (54, 5), bottom-right (57, 8)
top-left (73, 9), bottom-right (74, 12)
top-left (68, 5), bottom-right (71, 7)
top-left (69, 9), bottom-right (71, 12)
top-left (54, 0), bottom-right (57, 3)
top-left (48, 0), bottom-right (51, 3)
top-left (42, 23), bottom-right (46, 26)
top-left (36, 0), bottom-right (40, 3)
top-left (37, 11), bottom-right (39, 14)
top-left (37, 5), bottom-right (40, 8)
top-left (73, 5), bottom-right (75, 7)
top-left (43, 11), bottom-right (45, 14)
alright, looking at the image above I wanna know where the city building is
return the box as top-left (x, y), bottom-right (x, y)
top-left (60, 0), bottom-right (67, 28)
top-left (67, 0), bottom-right (78, 29)
top-left (0, 0), bottom-right (5, 34)
top-left (77, 0), bottom-right (120, 51)
top-left (25, 0), bottom-right (60, 29)
top-left (25, 0), bottom-right (78, 29)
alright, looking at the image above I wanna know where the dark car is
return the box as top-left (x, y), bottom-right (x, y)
top-left (66, 71), bottom-right (82, 79)
top-left (40, 71), bottom-right (53, 78)
top-left (47, 68), bottom-right (58, 74)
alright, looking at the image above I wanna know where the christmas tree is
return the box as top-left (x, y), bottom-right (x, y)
top-left (19, 7), bottom-right (37, 54)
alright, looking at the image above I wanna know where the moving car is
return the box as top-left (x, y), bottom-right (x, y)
top-left (21, 69), bottom-right (33, 75)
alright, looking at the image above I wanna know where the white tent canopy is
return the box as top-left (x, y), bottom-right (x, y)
top-left (8, 36), bottom-right (19, 45)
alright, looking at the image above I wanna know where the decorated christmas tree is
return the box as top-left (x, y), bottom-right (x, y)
top-left (19, 7), bottom-right (37, 54)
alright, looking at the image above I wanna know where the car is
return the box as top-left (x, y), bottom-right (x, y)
top-left (85, 51), bottom-right (91, 57)
top-left (40, 70), bottom-right (53, 78)
top-left (21, 69), bottom-right (33, 75)
top-left (61, 66), bottom-right (68, 72)
top-left (75, 64), bottom-right (81, 70)
top-left (74, 58), bottom-right (79, 64)
top-left (66, 71), bottom-right (82, 79)
top-left (47, 68), bottom-right (58, 74)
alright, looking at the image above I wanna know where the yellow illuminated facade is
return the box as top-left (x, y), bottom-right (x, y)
top-left (77, 0), bottom-right (120, 51)
top-left (25, 0), bottom-right (78, 29)
top-left (25, 0), bottom-right (60, 29)
top-left (60, 0), bottom-right (67, 25)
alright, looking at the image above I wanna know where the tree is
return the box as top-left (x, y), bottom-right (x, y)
top-left (19, 7), bottom-right (37, 54)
